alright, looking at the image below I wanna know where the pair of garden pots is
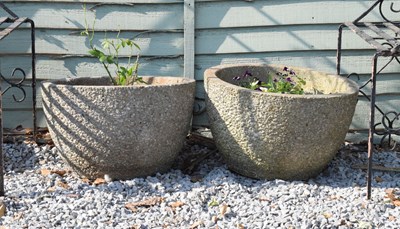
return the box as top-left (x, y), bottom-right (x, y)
top-left (42, 64), bottom-right (358, 181)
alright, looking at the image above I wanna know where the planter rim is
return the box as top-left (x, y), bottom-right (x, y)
top-left (204, 63), bottom-right (359, 98)
top-left (42, 76), bottom-right (195, 88)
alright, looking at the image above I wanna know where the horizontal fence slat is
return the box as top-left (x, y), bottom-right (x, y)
top-left (4, 25), bottom-right (397, 55)
top-left (0, 55), bottom-right (184, 80)
top-left (196, 0), bottom-right (388, 29)
top-left (2, 110), bottom-right (45, 129)
top-left (194, 51), bottom-right (400, 80)
top-left (1, 2), bottom-right (183, 30)
top-left (0, 29), bottom-right (183, 56)
top-left (2, 51), bottom-right (400, 80)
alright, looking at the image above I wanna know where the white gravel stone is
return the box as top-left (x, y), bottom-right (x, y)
top-left (0, 142), bottom-right (399, 228)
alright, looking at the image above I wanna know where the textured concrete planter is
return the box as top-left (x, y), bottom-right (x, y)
top-left (205, 64), bottom-right (359, 180)
top-left (42, 76), bottom-right (195, 180)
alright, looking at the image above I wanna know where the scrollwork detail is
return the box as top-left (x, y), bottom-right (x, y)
top-left (379, 0), bottom-right (400, 23)
top-left (390, 2), bottom-right (400, 13)
top-left (374, 111), bottom-right (400, 149)
top-left (0, 67), bottom-right (27, 102)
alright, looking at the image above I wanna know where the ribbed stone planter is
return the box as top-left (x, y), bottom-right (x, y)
top-left (205, 64), bottom-right (359, 180)
top-left (42, 76), bottom-right (195, 180)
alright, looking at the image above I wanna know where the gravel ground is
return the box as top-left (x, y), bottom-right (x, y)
top-left (0, 139), bottom-right (399, 228)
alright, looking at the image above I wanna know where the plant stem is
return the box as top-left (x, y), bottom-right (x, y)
top-left (102, 63), bottom-right (117, 85)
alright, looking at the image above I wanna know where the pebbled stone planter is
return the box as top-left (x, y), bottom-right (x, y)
top-left (204, 64), bottom-right (359, 180)
top-left (42, 76), bottom-right (195, 180)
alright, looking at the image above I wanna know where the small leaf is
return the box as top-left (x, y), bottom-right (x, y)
top-left (57, 181), bottom-right (70, 189)
top-left (93, 178), bottom-right (106, 185)
top-left (88, 49), bottom-right (102, 57)
top-left (125, 197), bottom-right (165, 212)
top-left (220, 204), bottom-right (228, 217)
top-left (375, 176), bottom-right (384, 183)
top-left (52, 170), bottom-right (68, 177)
top-left (237, 224), bottom-right (245, 229)
top-left (47, 186), bottom-right (56, 192)
top-left (393, 200), bottom-right (400, 207)
top-left (125, 203), bottom-right (138, 212)
top-left (169, 201), bottom-right (185, 209)
top-left (323, 212), bottom-right (333, 219)
top-left (40, 169), bottom-right (51, 176)
top-left (81, 178), bottom-right (90, 183)
top-left (125, 39), bottom-right (132, 46)
top-left (133, 41), bottom-right (141, 50)
top-left (0, 202), bottom-right (6, 217)
top-left (115, 43), bottom-right (122, 51)
top-left (101, 40), bottom-right (110, 49)
top-left (189, 221), bottom-right (203, 229)
top-left (389, 215), bottom-right (396, 221)
top-left (127, 67), bottom-right (133, 76)
top-left (121, 39), bottom-right (127, 47)
top-left (106, 56), bottom-right (114, 64)
top-left (208, 198), bottom-right (219, 207)
top-left (99, 55), bottom-right (107, 63)
top-left (385, 188), bottom-right (395, 198)
top-left (259, 195), bottom-right (271, 202)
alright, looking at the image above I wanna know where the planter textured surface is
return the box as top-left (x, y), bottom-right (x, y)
top-left (42, 76), bottom-right (195, 180)
top-left (205, 64), bottom-right (359, 180)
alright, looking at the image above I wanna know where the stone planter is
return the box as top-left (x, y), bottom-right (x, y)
top-left (204, 64), bottom-right (359, 180)
top-left (42, 76), bottom-right (195, 180)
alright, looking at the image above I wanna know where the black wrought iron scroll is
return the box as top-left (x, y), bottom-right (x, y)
top-left (0, 3), bottom-right (37, 196)
top-left (337, 0), bottom-right (400, 199)
top-left (0, 3), bottom-right (37, 132)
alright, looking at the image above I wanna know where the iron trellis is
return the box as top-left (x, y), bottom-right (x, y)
top-left (0, 2), bottom-right (37, 196)
top-left (337, 0), bottom-right (400, 199)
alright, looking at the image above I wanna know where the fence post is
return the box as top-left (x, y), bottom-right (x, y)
top-left (184, 0), bottom-right (195, 79)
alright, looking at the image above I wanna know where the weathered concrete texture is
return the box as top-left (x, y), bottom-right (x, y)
top-left (204, 64), bottom-right (359, 180)
top-left (42, 76), bottom-right (195, 180)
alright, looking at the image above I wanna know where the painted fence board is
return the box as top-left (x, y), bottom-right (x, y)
top-left (196, 26), bottom-right (398, 54)
top-left (0, 29), bottom-right (183, 56)
top-left (195, 0), bottom-right (395, 29)
top-left (3, 26), bottom-right (397, 56)
top-left (1, 0), bottom-right (235, 3)
top-left (2, 110), bottom-right (45, 129)
top-left (0, 55), bottom-right (184, 80)
top-left (2, 0), bottom-right (184, 3)
top-left (194, 51), bottom-right (400, 80)
top-left (1, 2), bottom-right (183, 30)
top-left (3, 51), bottom-right (400, 81)
top-left (2, 1), bottom-right (395, 30)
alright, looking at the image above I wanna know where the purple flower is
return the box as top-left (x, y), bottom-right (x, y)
top-left (283, 66), bottom-right (289, 72)
top-left (273, 78), bottom-right (278, 82)
top-left (286, 77), bottom-right (292, 82)
top-left (253, 77), bottom-right (261, 85)
top-left (289, 70), bottom-right (296, 75)
top-left (233, 76), bottom-right (241, 80)
top-left (243, 70), bottom-right (253, 78)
